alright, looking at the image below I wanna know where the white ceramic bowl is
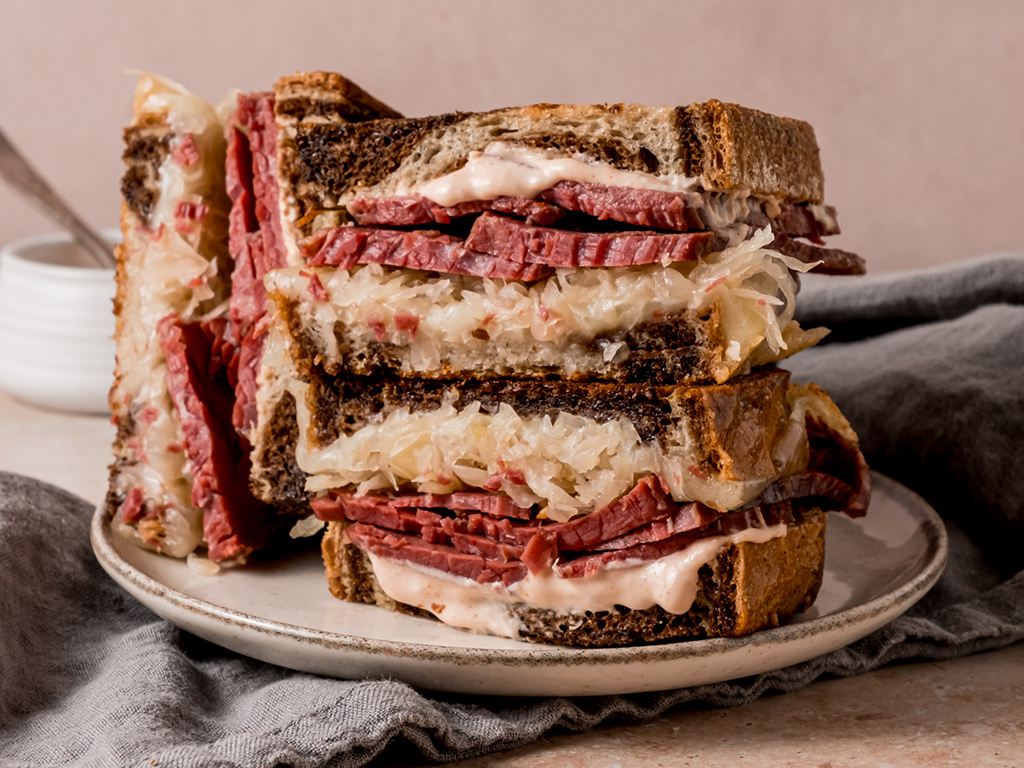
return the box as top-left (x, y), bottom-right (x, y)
top-left (0, 230), bottom-right (119, 413)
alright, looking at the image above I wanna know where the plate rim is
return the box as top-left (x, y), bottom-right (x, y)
top-left (92, 471), bottom-right (947, 667)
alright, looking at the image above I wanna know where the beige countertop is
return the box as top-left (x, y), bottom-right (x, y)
top-left (1, 389), bottom-right (1021, 766)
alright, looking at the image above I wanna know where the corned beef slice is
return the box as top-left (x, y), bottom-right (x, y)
top-left (243, 93), bottom-right (289, 277)
top-left (310, 492), bottom-right (533, 522)
top-left (159, 314), bottom-right (274, 562)
top-left (302, 214), bottom-right (860, 276)
top-left (119, 486), bottom-right (146, 525)
top-left (463, 212), bottom-right (715, 267)
top-left (232, 327), bottom-right (265, 436)
top-left (556, 502), bottom-right (797, 578)
top-left (227, 93), bottom-right (290, 434)
top-left (383, 492), bottom-right (534, 519)
top-left (348, 181), bottom-right (841, 238)
top-left (772, 235), bottom-right (866, 276)
top-left (536, 475), bottom-right (677, 550)
top-left (519, 530), bottom-right (557, 575)
top-left (302, 215), bottom-right (713, 273)
top-left (226, 98), bottom-right (265, 341)
top-left (345, 525), bottom-right (527, 585)
top-left (311, 495), bottom-right (533, 543)
top-left (300, 226), bottom-right (552, 281)
top-left (537, 181), bottom-right (705, 231)
top-left (590, 501), bottom-right (728, 551)
top-left (347, 195), bottom-right (564, 227)
top-left (806, 418), bottom-right (872, 515)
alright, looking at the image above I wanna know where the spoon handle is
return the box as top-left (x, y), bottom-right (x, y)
top-left (0, 126), bottom-right (116, 269)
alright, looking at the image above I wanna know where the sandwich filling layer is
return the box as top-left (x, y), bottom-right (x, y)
top-left (413, 141), bottom-right (703, 204)
top-left (268, 228), bottom-right (826, 382)
top-left (393, 142), bottom-right (838, 235)
top-left (315, 410), bottom-right (867, 638)
top-left (111, 73), bottom-right (233, 559)
top-left (362, 522), bottom-right (789, 638)
top-left (347, 181), bottom-right (838, 236)
top-left (282, 361), bottom-right (859, 520)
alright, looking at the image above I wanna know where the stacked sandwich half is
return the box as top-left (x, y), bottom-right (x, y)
top-left (109, 72), bottom-right (871, 646)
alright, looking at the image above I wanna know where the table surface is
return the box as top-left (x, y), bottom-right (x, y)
top-left (1, 388), bottom-right (1021, 767)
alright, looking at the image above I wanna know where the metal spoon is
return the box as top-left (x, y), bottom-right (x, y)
top-left (0, 125), bottom-right (116, 269)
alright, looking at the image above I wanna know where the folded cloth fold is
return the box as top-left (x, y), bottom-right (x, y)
top-left (2, 254), bottom-right (1024, 768)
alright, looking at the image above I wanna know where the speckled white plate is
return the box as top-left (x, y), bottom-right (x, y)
top-left (91, 472), bottom-right (946, 697)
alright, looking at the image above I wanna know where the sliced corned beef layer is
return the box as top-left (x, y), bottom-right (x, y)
top-left (226, 93), bottom-right (292, 434)
top-left (345, 525), bottom-right (528, 586)
top-left (771, 235), bottom-right (866, 276)
top-left (312, 476), bottom-right (682, 553)
top-left (227, 93), bottom-right (287, 340)
top-left (347, 195), bottom-right (565, 228)
top-left (225, 103), bottom-right (264, 341)
top-left (347, 180), bottom-right (841, 239)
top-left (337, 496), bottom-right (791, 585)
top-left (231, 326), bottom-right (266, 436)
top-left (463, 212), bottom-right (716, 267)
top-left (315, 420), bottom-right (870, 585)
top-left (341, 503), bottom-right (797, 583)
top-left (301, 213), bottom-right (862, 278)
top-left (300, 226), bottom-right (553, 280)
top-left (556, 502), bottom-right (797, 578)
top-left (158, 313), bottom-right (275, 562)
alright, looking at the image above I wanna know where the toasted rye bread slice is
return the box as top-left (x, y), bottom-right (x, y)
top-left (266, 72), bottom-right (403, 266)
top-left (681, 100), bottom-right (823, 208)
top-left (321, 508), bottom-right (827, 646)
top-left (279, 95), bottom-right (824, 240)
top-left (274, 71), bottom-right (402, 125)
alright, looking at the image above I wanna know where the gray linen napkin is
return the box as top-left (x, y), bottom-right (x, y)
top-left (2, 255), bottom-right (1023, 768)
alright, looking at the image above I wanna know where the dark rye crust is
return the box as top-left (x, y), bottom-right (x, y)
top-left (274, 71), bottom-right (403, 124)
top-left (292, 113), bottom-right (465, 207)
top-left (681, 100), bottom-right (823, 206)
top-left (120, 119), bottom-right (172, 226)
top-left (321, 508), bottom-right (827, 646)
top-left (249, 389), bottom-right (309, 511)
top-left (284, 97), bottom-right (824, 235)
top-left (303, 365), bottom-right (790, 477)
top-left (322, 520), bottom-right (433, 619)
top-left (273, 71), bottom-right (404, 233)
top-left (271, 291), bottom-right (725, 385)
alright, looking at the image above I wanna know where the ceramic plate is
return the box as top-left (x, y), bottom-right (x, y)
top-left (91, 472), bottom-right (946, 697)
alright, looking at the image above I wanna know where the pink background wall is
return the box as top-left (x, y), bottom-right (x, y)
top-left (1, 0), bottom-right (1022, 272)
